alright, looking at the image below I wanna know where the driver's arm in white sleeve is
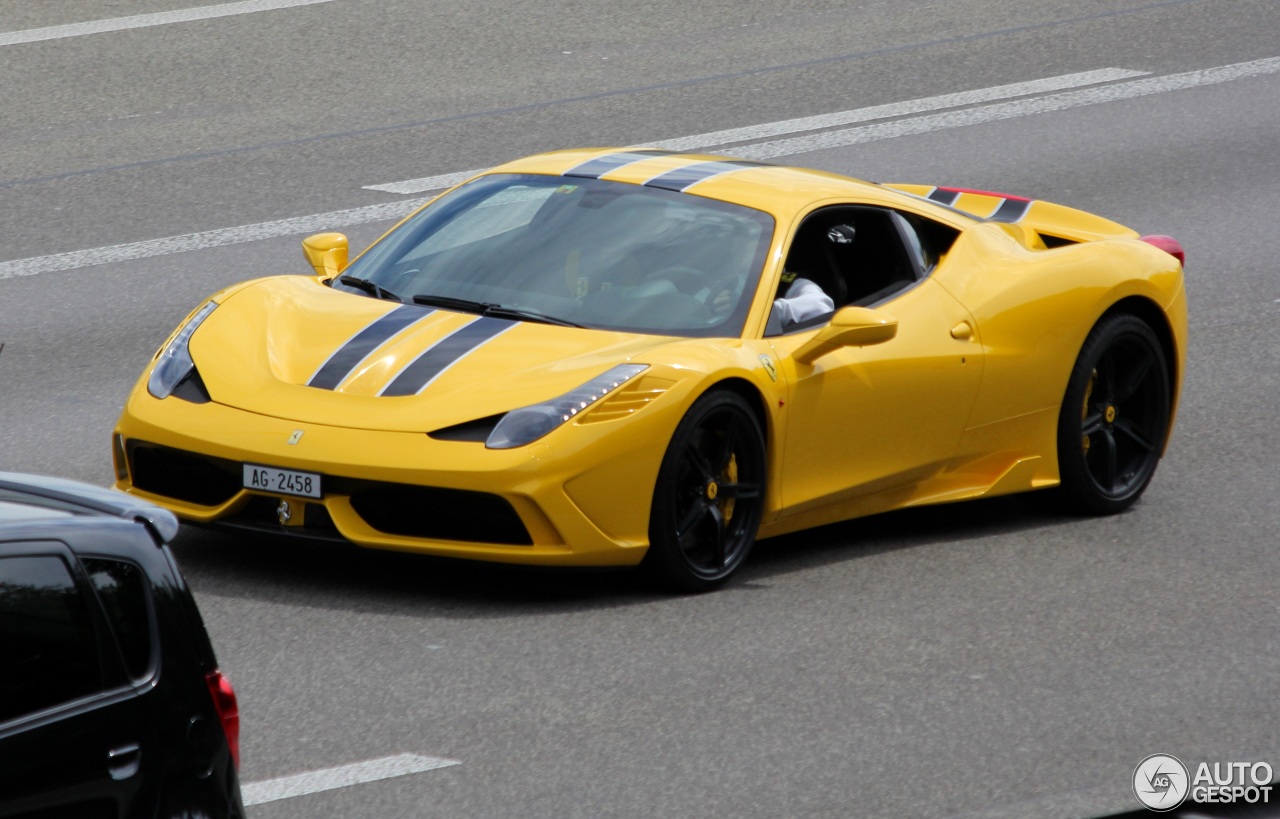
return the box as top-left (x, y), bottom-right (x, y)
top-left (772, 277), bottom-right (835, 325)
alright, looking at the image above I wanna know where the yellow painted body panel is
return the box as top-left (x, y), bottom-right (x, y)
top-left (191, 275), bottom-right (687, 432)
top-left (767, 279), bottom-right (982, 515)
top-left (114, 148), bottom-right (1187, 568)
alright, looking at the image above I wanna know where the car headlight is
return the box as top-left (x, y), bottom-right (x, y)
top-left (486, 364), bottom-right (648, 449)
top-left (148, 301), bottom-right (217, 399)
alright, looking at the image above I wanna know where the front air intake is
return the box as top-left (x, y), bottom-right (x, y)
top-left (128, 442), bottom-right (240, 506)
top-left (342, 482), bottom-right (532, 545)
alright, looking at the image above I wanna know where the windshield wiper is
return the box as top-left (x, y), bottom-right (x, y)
top-left (482, 305), bottom-right (586, 328)
top-left (410, 294), bottom-right (487, 312)
top-left (338, 275), bottom-right (401, 302)
top-left (411, 294), bottom-right (584, 328)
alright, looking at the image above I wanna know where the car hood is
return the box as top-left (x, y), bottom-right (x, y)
top-left (189, 276), bottom-right (686, 432)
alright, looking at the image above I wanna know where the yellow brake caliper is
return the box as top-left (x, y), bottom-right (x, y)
top-left (719, 453), bottom-right (738, 525)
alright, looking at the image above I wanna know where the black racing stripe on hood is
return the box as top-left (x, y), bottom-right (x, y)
top-left (642, 160), bottom-right (772, 192)
top-left (309, 304), bottom-right (432, 390)
top-left (562, 150), bottom-right (673, 180)
top-left (381, 317), bottom-right (516, 397)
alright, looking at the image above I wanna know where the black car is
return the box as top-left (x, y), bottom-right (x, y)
top-left (0, 473), bottom-right (243, 818)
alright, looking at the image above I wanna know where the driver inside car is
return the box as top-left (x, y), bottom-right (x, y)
top-left (715, 222), bottom-right (854, 325)
top-left (769, 271), bottom-right (835, 325)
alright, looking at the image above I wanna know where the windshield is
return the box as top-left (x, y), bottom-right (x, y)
top-left (339, 174), bottom-right (775, 337)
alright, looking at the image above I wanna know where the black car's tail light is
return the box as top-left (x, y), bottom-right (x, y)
top-left (204, 669), bottom-right (240, 770)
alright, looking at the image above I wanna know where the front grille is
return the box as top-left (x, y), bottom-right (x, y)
top-left (126, 441), bottom-right (533, 546)
top-left (128, 442), bottom-right (240, 506)
top-left (219, 496), bottom-right (344, 540)
top-left (341, 482), bottom-right (532, 545)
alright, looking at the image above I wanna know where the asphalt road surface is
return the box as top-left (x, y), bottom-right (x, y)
top-left (2, 1), bottom-right (1278, 816)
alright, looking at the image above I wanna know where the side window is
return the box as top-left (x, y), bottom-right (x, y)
top-left (83, 558), bottom-right (154, 681)
top-left (892, 211), bottom-right (930, 274)
top-left (0, 554), bottom-right (104, 723)
top-left (767, 205), bottom-right (926, 335)
top-left (891, 210), bottom-right (959, 273)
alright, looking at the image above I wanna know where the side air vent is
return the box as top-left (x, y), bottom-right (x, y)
top-left (578, 376), bottom-right (674, 424)
top-left (1038, 233), bottom-right (1079, 249)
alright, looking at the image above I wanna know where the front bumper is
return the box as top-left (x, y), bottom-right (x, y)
top-left (113, 388), bottom-right (678, 567)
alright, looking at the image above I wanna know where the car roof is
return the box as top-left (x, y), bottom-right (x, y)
top-left (0, 472), bottom-right (179, 541)
top-left (483, 148), bottom-right (942, 220)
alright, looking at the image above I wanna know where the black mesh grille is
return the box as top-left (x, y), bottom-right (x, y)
top-left (342, 482), bottom-right (532, 545)
top-left (128, 442), bottom-right (240, 506)
top-left (125, 441), bottom-right (533, 546)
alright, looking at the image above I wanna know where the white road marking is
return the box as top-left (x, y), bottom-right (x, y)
top-left (240, 753), bottom-right (460, 806)
top-left (363, 170), bottom-right (481, 196)
top-left (0, 0), bottom-right (335, 47)
top-left (365, 68), bottom-right (1147, 194)
top-left (2, 56), bottom-right (1279, 282)
top-left (0, 199), bottom-right (431, 281)
top-left (728, 55), bottom-right (1280, 159)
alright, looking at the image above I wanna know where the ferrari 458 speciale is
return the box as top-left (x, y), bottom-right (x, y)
top-left (113, 148), bottom-right (1186, 590)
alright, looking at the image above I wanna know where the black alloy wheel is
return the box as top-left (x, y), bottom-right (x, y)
top-left (645, 390), bottom-right (766, 592)
top-left (1055, 313), bottom-right (1171, 515)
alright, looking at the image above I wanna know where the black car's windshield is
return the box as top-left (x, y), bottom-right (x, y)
top-left (338, 174), bottom-right (775, 337)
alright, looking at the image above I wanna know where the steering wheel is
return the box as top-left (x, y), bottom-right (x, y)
top-left (648, 265), bottom-right (713, 295)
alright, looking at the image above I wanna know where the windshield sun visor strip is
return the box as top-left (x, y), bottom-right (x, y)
top-left (308, 304), bottom-right (434, 390)
top-left (641, 160), bottom-right (772, 192)
top-left (562, 150), bottom-right (674, 180)
top-left (380, 317), bottom-right (516, 397)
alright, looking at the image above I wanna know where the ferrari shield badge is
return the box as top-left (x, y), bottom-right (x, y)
top-left (759, 354), bottom-right (777, 382)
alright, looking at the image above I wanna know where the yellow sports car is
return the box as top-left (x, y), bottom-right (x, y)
top-left (113, 148), bottom-right (1186, 591)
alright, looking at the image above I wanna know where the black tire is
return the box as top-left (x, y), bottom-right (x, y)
top-left (1053, 313), bottom-right (1171, 515)
top-left (643, 390), bottom-right (766, 592)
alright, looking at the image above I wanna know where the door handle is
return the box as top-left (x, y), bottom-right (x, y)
top-left (950, 321), bottom-right (973, 340)
top-left (107, 743), bottom-right (141, 780)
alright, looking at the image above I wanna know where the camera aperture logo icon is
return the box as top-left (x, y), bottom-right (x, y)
top-left (1134, 753), bottom-right (1190, 811)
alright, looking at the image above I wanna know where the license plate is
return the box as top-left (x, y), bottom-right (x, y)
top-left (243, 464), bottom-right (322, 499)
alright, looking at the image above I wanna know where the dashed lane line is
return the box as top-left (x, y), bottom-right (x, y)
top-left (2, 57), bottom-right (1278, 282)
top-left (240, 753), bottom-right (461, 806)
top-left (0, 0), bottom-right (336, 47)
top-left (363, 68), bottom-right (1146, 194)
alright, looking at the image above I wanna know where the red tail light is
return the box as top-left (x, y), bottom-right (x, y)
top-left (1140, 234), bottom-right (1185, 267)
top-left (204, 669), bottom-right (240, 770)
